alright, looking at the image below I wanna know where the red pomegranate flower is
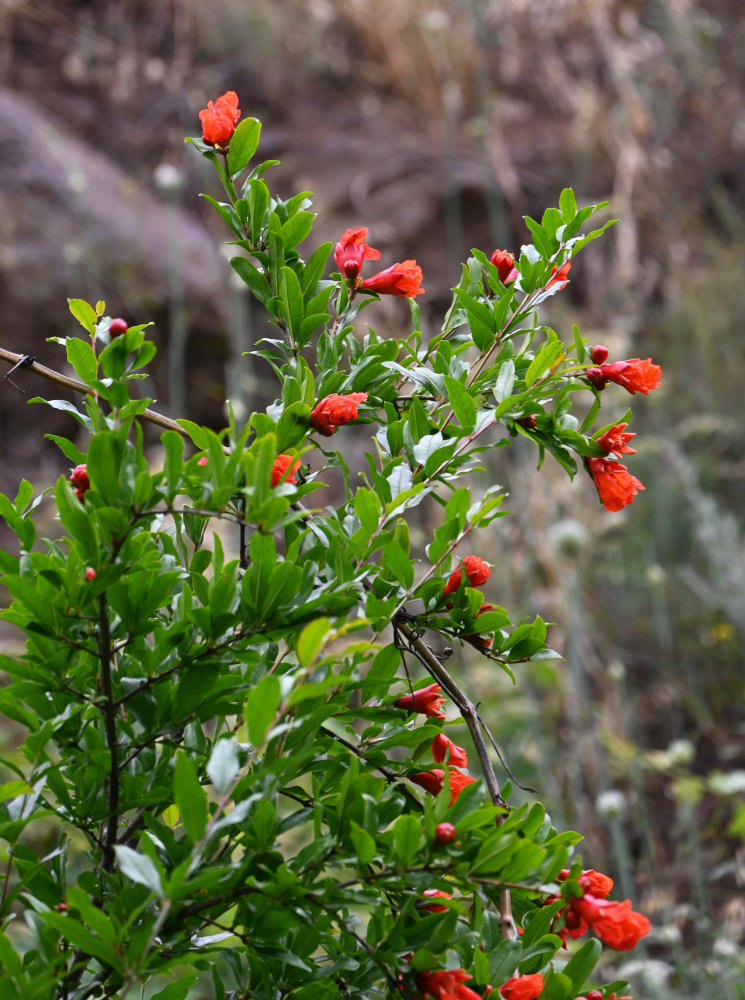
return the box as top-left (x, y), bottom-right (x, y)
top-left (498, 973), bottom-right (544, 1000)
top-left (586, 357), bottom-right (661, 395)
top-left (198, 90), bottom-right (241, 145)
top-left (490, 249), bottom-right (518, 284)
top-left (395, 682), bottom-right (446, 719)
top-left (360, 260), bottom-right (425, 298)
top-left (546, 260), bottom-right (571, 289)
top-left (271, 454), bottom-right (301, 488)
top-left (309, 392), bottom-right (368, 437)
top-left (417, 968), bottom-right (482, 1000)
top-left (410, 767), bottom-right (477, 805)
top-left (587, 457), bottom-right (645, 512)
top-left (334, 227), bottom-right (381, 283)
top-left (575, 896), bottom-right (651, 951)
top-left (69, 464), bottom-right (90, 501)
top-left (595, 423), bottom-right (636, 456)
top-left (443, 556), bottom-right (491, 597)
top-left (432, 733), bottom-right (468, 768)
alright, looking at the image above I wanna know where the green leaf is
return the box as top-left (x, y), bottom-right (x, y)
top-left (350, 822), bottom-right (376, 866)
top-left (559, 187), bottom-right (578, 220)
top-left (245, 674), bottom-right (281, 746)
top-left (525, 340), bottom-right (564, 388)
top-left (494, 359), bottom-right (516, 403)
top-left (207, 737), bottom-right (240, 795)
top-left (55, 478), bottom-right (98, 561)
top-left (228, 117), bottom-right (262, 177)
top-left (354, 487), bottom-right (381, 535)
top-left (114, 845), bottom-right (164, 895)
top-left (173, 751), bottom-right (207, 843)
top-left (444, 376), bottom-right (477, 433)
top-left (68, 298), bottom-right (97, 335)
top-left (151, 977), bottom-right (200, 1000)
top-left (280, 210), bottom-right (316, 250)
top-left (296, 617), bottom-right (331, 667)
top-left (392, 813), bottom-right (422, 868)
top-left (66, 337), bottom-right (99, 386)
top-left (563, 937), bottom-right (602, 991)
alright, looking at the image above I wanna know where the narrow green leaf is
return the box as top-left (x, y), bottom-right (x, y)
top-left (444, 376), bottom-right (477, 433)
top-left (245, 674), bottom-right (281, 746)
top-left (559, 187), bottom-right (578, 220)
top-left (151, 977), bottom-right (200, 1000)
top-left (207, 737), bottom-right (240, 795)
top-left (296, 617), bottom-right (331, 667)
top-left (525, 340), bottom-right (564, 388)
top-left (173, 751), bottom-right (207, 843)
top-left (114, 845), bottom-right (164, 895)
top-left (392, 813), bottom-right (422, 868)
top-left (280, 210), bottom-right (315, 250)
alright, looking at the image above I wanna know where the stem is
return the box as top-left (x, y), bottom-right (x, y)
top-left (0, 348), bottom-right (189, 438)
top-left (394, 618), bottom-right (517, 939)
top-left (97, 594), bottom-right (119, 873)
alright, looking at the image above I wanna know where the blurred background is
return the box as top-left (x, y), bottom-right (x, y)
top-left (1, 0), bottom-right (744, 996)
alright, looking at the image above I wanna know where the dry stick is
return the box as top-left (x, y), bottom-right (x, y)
top-left (395, 618), bottom-right (517, 939)
top-left (0, 348), bottom-right (189, 438)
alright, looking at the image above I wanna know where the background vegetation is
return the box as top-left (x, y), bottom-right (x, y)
top-left (1, 1), bottom-right (743, 997)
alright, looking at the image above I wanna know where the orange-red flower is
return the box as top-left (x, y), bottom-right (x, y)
top-left (546, 261), bottom-right (571, 289)
top-left (395, 682), bottom-right (446, 719)
top-left (360, 260), bottom-right (425, 298)
top-left (595, 423), bottom-right (636, 456)
top-left (490, 249), bottom-right (518, 284)
top-left (432, 733), bottom-right (468, 767)
top-left (309, 392), bottom-right (368, 436)
top-left (410, 767), bottom-right (477, 805)
top-left (418, 889), bottom-right (451, 913)
top-left (575, 896), bottom-right (651, 951)
top-left (417, 968), bottom-right (483, 1000)
top-left (443, 556), bottom-right (491, 597)
top-left (334, 227), bottom-right (381, 282)
top-left (587, 457), bottom-right (645, 512)
top-left (198, 90), bottom-right (241, 144)
top-left (271, 454), bottom-right (301, 488)
top-left (586, 358), bottom-right (661, 395)
top-left (70, 464), bottom-right (90, 501)
top-left (498, 973), bottom-right (544, 1000)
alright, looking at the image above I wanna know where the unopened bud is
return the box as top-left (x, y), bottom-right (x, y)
top-left (517, 414), bottom-right (537, 430)
top-left (590, 344), bottom-right (609, 364)
top-left (434, 822), bottom-right (457, 845)
top-left (85, 568), bottom-right (96, 581)
top-left (585, 366), bottom-right (606, 388)
top-left (109, 317), bottom-right (128, 338)
top-left (343, 261), bottom-right (361, 282)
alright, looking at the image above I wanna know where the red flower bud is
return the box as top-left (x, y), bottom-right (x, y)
top-left (85, 568), bottom-right (96, 581)
top-left (334, 227), bottom-right (381, 284)
top-left (585, 366), bottom-right (607, 388)
top-left (516, 414), bottom-right (537, 430)
top-left (489, 248), bottom-right (518, 284)
top-left (434, 822), bottom-right (457, 845)
top-left (432, 733), bottom-right (468, 767)
top-left (310, 393), bottom-right (368, 436)
top-left (590, 344), bottom-right (609, 364)
top-left (546, 260), bottom-right (571, 289)
top-left (70, 464), bottom-right (90, 501)
top-left (109, 317), bottom-right (128, 338)
top-left (395, 682), bottom-right (446, 719)
top-left (197, 456), bottom-right (208, 466)
top-left (443, 555), bottom-right (490, 597)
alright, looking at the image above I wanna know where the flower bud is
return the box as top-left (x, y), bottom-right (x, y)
top-left (85, 568), bottom-right (96, 581)
top-left (434, 822), bottom-right (457, 845)
top-left (516, 414), bottom-right (537, 430)
top-left (590, 344), bottom-right (609, 364)
top-left (109, 318), bottom-right (128, 338)
top-left (585, 366), bottom-right (606, 388)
